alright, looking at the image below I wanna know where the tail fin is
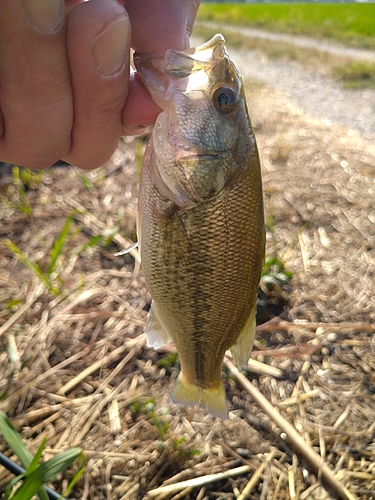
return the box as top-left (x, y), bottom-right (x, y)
top-left (170, 373), bottom-right (228, 419)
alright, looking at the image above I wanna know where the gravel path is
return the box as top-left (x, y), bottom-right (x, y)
top-left (194, 23), bottom-right (375, 141)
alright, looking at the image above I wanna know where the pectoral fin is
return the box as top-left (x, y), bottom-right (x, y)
top-left (229, 305), bottom-right (256, 369)
top-left (145, 301), bottom-right (173, 349)
top-left (171, 373), bottom-right (228, 419)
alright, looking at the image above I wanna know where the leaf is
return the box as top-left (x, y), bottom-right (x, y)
top-left (73, 234), bottom-right (103, 256)
top-left (3, 474), bottom-right (27, 500)
top-left (48, 212), bottom-right (76, 275)
top-left (4, 240), bottom-right (54, 293)
top-left (6, 299), bottom-right (24, 309)
top-left (61, 454), bottom-right (86, 497)
top-left (10, 448), bottom-right (82, 500)
top-left (25, 438), bottom-right (47, 475)
top-left (0, 412), bottom-right (49, 500)
top-left (0, 411), bottom-right (33, 468)
top-left (101, 226), bottom-right (119, 247)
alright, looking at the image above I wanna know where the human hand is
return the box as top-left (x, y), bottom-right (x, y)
top-left (0, 0), bottom-right (200, 170)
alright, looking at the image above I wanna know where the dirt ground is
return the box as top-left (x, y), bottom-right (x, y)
top-left (1, 35), bottom-right (375, 500)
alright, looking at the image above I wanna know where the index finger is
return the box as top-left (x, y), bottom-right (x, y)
top-left (124, 0), bottom-right (201, 54)
top-left (120, 0), bottom-right (200, 133)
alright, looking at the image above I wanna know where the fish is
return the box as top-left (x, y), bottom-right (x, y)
top-left (134, 35), bottom-right (265, 419)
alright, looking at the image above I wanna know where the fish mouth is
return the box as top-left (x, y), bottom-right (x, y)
top-left (176, 151), bottom-right (226, 163)
top-left (179, 153), bottom-right (219, 161)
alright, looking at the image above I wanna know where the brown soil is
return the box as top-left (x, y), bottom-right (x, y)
top-left (1, 66), bottom-right (375, 499)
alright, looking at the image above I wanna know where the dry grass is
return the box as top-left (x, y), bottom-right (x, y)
top-left (1, 76), bottom-right (375, 499)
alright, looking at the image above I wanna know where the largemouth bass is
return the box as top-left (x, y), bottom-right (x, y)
top-left (135, 35), bottom-right (265, 419)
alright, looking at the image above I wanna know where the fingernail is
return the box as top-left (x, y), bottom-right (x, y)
top-left (123, 125), bottom-right (149, 136)
top-left (92, 15), bottom-right (129, 76)
top-left (20, 0), bottom-right (63, 33)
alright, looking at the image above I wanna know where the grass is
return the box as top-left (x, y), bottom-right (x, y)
top-left (193, 23), bottom-right (375, 90)
top-left (0, 411), bottom-right (84, 500)
top-left (333, 60), bottom-right (375, 89)
top-left (4, 211), bottom-right (82, 296)
top-left (1, 96), bottom-right (375, 497)
top-left (4, 209), bottom-right (119, 296)
top-left (197, 3), bottom-right (375, 50)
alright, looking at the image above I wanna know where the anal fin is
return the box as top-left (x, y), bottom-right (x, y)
top-left (145, 301), bottom-right (173, 349)
top-left (229, 305), bottom-right (256, 369)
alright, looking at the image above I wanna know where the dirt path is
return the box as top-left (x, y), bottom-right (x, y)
top-left (193, 24), bottom-right (375, 141)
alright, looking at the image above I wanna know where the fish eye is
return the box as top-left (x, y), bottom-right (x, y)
top-left (213, 86), bottom-right (238, 114)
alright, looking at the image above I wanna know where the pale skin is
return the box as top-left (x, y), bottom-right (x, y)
top-left (0, 0), bottom-right (200, 170)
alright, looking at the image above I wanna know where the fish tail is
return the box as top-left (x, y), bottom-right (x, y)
top-left (170, 373), bottom-right (228, 419)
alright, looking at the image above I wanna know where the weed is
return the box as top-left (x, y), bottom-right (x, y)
top-left (6, 299), bottom-right (24, 310)
top-left (129, 397), bottom-right (156, 417)
top-left (4, 212), bottom-right (78, 295)
top-left (0, 411), bottom-right (84, 500)
top-left (47, 211), bottom-right (76, 276)
top-left (171, 437), bottom-right (201, 458)
top-left (100, 226), bottom-right (120, 247)
top-left (257, 215), bottom-right (294, 320)
top-left (130, 400), bottom-right (171, 441)
top-left (13, 166), bottom-right (43, 191)
top-left (4, 240), bottom-right (60, 295)
top-left (333, 60), bottom-right (375, 89)
top-left (8, 167), bottom-right (33, 217)
top-left (4, 210), bottom-right (113, 295)
top-left (74, 167), bottom-right (107, 191)
top-left (261, 255), bottom-right (293, 290)
top-left (150, 410), bottom-right (170, 441)
top-left (158, 352), bottom-right (179, 372)
top-left (262, 213), bottom-right (293, 289)
top-left (143, 402), bottom-right (169, 440)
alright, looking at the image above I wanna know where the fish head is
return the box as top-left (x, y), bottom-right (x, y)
top-left (135, 35), bottom-right (256, 209)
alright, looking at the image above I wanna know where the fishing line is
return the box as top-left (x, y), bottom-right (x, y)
top-left (114, 242), bottom-right (138, 256)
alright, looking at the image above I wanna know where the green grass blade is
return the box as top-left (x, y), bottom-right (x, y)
top-left (0, 411), bottom-right (33, 468)
top-left (102, 226), bottom-right (119, 247)
top-left (61, 454), bottom-right (86, 497)
top-left (3, 474), bottom-right (26, 500)
top-left (25, 438), bottom-right (47, 475)
top-left (0, 412), bottom-right (49, 500)
top-left (10, 448), bottom-right (82, 500)
top-left (4, 241), bottom-right (53, 292)
top-left (48, 212), bottom-right (76, 275)
top-left (73, 234), bottom-right (103, 256)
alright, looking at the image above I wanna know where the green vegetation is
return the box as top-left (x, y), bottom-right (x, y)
top-left (0, 411), bottom-right (84, 500)
top-left (262, 255), bottom-right (292, 290)
top-left (333, 60), bottom-right (375, 89)
top-left (148, 405), bottom-right (170, 441)
top-left (4, 210), bottom-right (117, 296)
top-left (128, 397), bottom-right (156, 417)
top-left (195, 6), bottom-right (375, 90)
top-left (197, 4), bottom-right (375, 49)
top-left (158, 352), bottom-right (179, 371)
top-left (5, 167), bottom-right (42, 217)
top-left (5, 211), bottom-right (79, 295)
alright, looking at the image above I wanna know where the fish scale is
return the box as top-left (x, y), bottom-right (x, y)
top-left (136, 35), bottom-right (265, 418)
